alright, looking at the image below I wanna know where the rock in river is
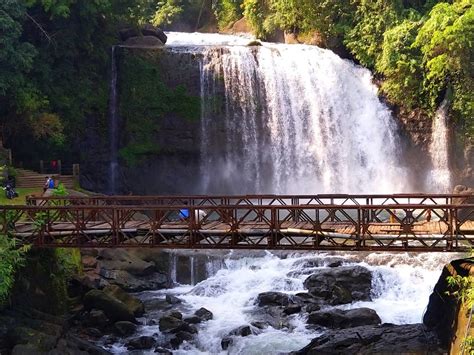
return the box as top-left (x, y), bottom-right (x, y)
top-left (303, 265), bottom-right (372, 305)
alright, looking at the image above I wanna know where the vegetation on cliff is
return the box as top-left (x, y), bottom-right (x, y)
top-left (153, 0), bottom-right (473, 137)
top-left (118, 50), bottom-right (201, 165)
top-left (0, 0), bottom-right (472, 166)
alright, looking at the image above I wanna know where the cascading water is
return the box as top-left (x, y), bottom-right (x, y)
top-left (105, 33), bottom-right (455, 354)
top-left (197, 38), bottom-right (409, 194)
top-left (108, 251), bottom-right (458, 354)
top-left (108, 45), bottom-right (119, 195)
top-left (426, 99), bottom-right (452, 192)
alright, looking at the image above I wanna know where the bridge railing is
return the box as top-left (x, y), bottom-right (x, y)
top-left (1, 203), bottom-right (473, 251)
top-left (25, 193), bottom-right (474, 208)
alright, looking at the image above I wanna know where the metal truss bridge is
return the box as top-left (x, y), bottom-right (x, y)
top-left (0, 194), bottom-right (473, 252)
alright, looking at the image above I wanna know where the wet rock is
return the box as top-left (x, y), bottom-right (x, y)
top-left (307, 308), bottom-right (381, 329)
top-left (82, 255), bottom-right (98, 269)
top-left (83, 290), bottom-right (136, 323)
top-left (103, 284), bottom-right (145, 316)
top-left (126, 336), bottom-right (156, 350)
top-left (155, 347), bottom-right (173, 354)
top-left (86, 309), bottom-right (109, 327)
top-left (221, 336), bottom-right (233, 350)
top-left (303, 266), bottom-right (372, 305)
top-left (168, 311), bottom-right (183, 320)
top-left (283, 304), bottom-right (302, 316)
top-left (170, 331), bottom-right (193, 348)
top-left (119, 28), bottom-right (139, 42)
top-left (184, 315), bottom-right (202, 324)
top-left (257, 292), bottom-right (292, 307)
top-left (96, 249), bottom-right (170, 292)
top-left (141, 24), bottom-right (168, 44)
top-left (250, 306), bottom-right (290, 329)
top-left (327, 260), bottom-right (343, 268)
top-left (159, 315), bottom-right (185, 332)
top-left (64, 334), bottom-right (112, 354)
top-left (305, 304), bottom-right (321, 313)
top-left (251, 321), bottom-right (268, 329)
top-left (166, 294), bottom-right (182, 305)
top-left (114, 321), bottom-right (137, 336)
top-left (292, 323), bottom-right (445, 354)
top-left (229, 325), bottom-right (252, 337)
top-left (85, 328), bottom-right (103, 338)
top-left (194, 307), bottom-right (213, 321)
top-left (172, 323), bottom-right (198, 334)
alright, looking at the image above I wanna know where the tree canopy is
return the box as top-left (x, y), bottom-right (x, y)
top-left (0, 0), bottom-right (472, 166)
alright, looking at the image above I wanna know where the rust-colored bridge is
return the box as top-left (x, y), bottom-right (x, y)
top-left (1, 194), bottom-right (473, 252)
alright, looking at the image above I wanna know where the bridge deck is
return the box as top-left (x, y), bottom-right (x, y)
top-left (2, 194), bottom-right (473, 251)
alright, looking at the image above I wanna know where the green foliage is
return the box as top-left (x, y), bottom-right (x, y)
top-left (0, 1), bottom-right (36, 96)
top-left (213, 0), bottom-right (243, 29)
top-left (0, 210), bottom-right (30, 305)
top-left (153, 0), bottom-right (184, 25)
top-left (377, 19), bottom-right (424, 109)
top-left (118, 51), bottom-right (200, 165)
top-left (345, 0), bottom-right (404, 68)
top-left (447, 274), bottom-right (474, 308)
top-left (52, 182), bottom-right (68, 196)
top-left (0, 235), bottom-right (29, 304)
top-left (414, 0), bottom-right (473, 134)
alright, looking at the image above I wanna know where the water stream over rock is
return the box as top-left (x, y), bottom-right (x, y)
top-left (107, 251), bottom-right (458, 354)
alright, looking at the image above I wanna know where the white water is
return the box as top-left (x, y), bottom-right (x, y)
top-left (426, 99), bottom-right (452, 192)
top-left (193, 35), bottom-right (410, 194)
top-left (108, 45), bottom-right (119, 194)
top-left (105, 33), bottom-right (454, 354)
top-left (108, 251), bottom-right (459, 354)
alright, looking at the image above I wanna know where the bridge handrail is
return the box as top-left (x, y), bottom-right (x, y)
top-left (25, 193), bottom-right (474, 207)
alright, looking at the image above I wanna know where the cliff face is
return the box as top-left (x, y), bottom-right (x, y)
top-left (79, 45), bottom-right (469, 195)
top-left (80, 48), bottom-right (203, 194)
top-left (424, 258), bottom-right (474, 353)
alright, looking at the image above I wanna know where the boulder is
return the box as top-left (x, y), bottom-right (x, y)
top-left (170, 331), bottom-right (193, 348)
top-left (303, 266), bottom-right (372, 305)
top-left (251, 321), bottom-right (268, 329)
top-left (114, 321), bottom-right (137, 336)
top-left (124, 36), bottom-right (164, 47)
top-left (83, 290), bottom-right (136, 323)
top-left (119, 28), bottom-right (139, 42)
top-left (257, 292), bottom-right (292, 307)
top-left (229, 325), bottom-right (252, 337)
top-left (292, 324), bottom-right (445, 354)
top-left (221, 336), bottom-right (233, 350)
top-left (283, 305), bottom-right (302, 316)
top-left (103, 285), bottom-right (145, 316)
top-left (106, 270), bottom-right (169, 292)
top-left (159, 315), bottom-right (185, 332)
top-left (98, 249), bottom-right (156, 276)
top-left (307, 308), bottom-right (381, 329)
top-left (166, 294), bottom-right (182, 305)
top-left (141, 24), bottom-right (168, 44)
top-left (169, 311), bottom-right (183, 320)
top-left (155, 348), bottom-right (172, 354)
top-left (126, 336), bottom-right (156, 350)
top-left (171, 323), bottom-right (198, 335)
top-left (85, 309), bottom-right (109, 328)
top-left (184, 316), bottom-right (202, 324)
top-left (194, 308), bottom-right (213, 321)
top-left (85, 328), bottom-right (102, 338)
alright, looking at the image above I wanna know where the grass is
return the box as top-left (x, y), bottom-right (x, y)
top-left (0, 187), bottom-right (43, 206)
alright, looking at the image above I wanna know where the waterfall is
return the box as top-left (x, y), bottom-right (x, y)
top-left (108, 45), bottom-right (119, 195)
top-left (426, 99), bottom-right (452, 192)
top-left (198, 42), bottom-right (409, 194)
